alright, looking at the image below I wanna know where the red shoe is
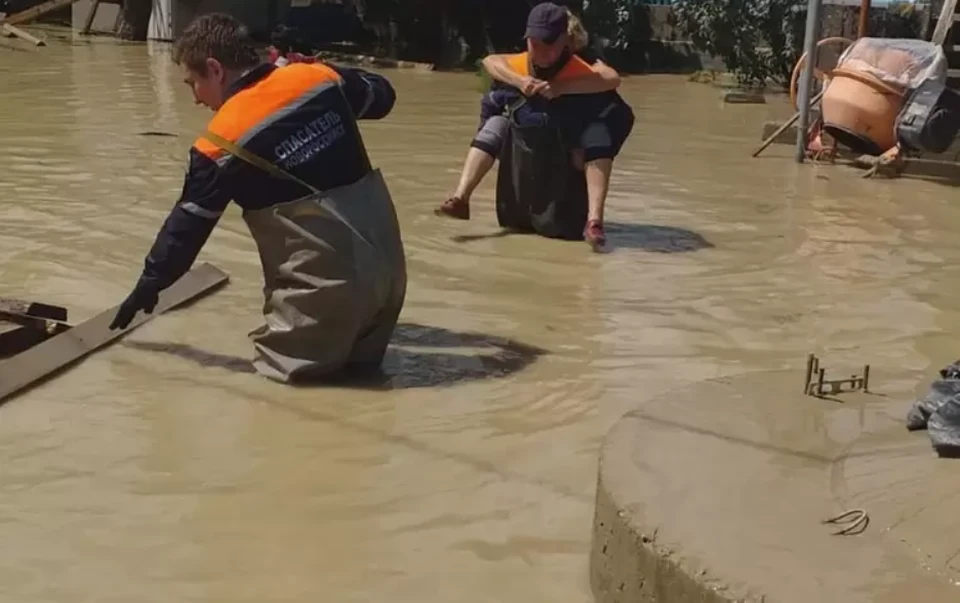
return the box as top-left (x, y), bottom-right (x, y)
top-left (435, 197), bottom-right (470, 220)
top-left (584, 219), bottom-right (606, 251)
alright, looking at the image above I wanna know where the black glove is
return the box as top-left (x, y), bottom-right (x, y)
top-left (109, 282), bottom-right (159, 330)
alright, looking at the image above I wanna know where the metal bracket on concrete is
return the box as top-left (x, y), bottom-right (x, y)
top-left (803, 353), bottom-right (870, 397)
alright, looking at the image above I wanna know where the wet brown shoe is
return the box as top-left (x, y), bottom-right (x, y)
top-left (584, 219), bottom-right (606, 251)
top-left (435, 197), bottom-right (470, 220)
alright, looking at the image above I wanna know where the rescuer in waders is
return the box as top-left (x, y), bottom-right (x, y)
top-left (108, 13), bottom-right (406, 384)
top-left (435, 2), bottom-right (634, 250)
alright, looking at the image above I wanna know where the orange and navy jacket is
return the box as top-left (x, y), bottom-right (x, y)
top-left (137, 62), bottom-right (396, 292)
top-left (482, 51), bottom-right (627, 143)
top-left (484, 51), bottom-right (596, 117)
top-left (481, 50), bottom-right (592, 125)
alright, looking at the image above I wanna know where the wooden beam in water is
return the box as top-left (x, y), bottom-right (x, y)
top-left (931, 0), bottom-right (959, 46)
top-left (0, 0), bottom-right (83, 28)
top-left (0, 262), bottom-right (230, 405)
top-left (0, 298), bottom-right (68, 323)
top-left (80, 0), bottom-right (101, 35)
top-left (1, 24), bottom-right (45, 46)
top-left (0, 297), bottom-right (69, 358)
top-left (0, 319), bottom-right (69, 359)
top-left (0, 298), bottom-right (69, 340)
top-left (80, 0), bottom-right (121, 36)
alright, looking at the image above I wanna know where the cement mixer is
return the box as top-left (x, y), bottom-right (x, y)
top-left (819, 38), bottom-right (956, 156)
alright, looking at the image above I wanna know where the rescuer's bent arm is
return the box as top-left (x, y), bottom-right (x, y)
top-left (481, 54), bottom-right (531, 91)
top-left (555, 61), bottom-right (621, 95)
top-left (330, 65), bottom-right (397, 120)
top-left (140, 150), bottom-right (230, 292)
top-left (109, 149), bottom-right (230, 330)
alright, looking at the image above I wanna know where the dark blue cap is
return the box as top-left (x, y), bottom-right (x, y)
top-left (525, 2), bottom-right (568, 43)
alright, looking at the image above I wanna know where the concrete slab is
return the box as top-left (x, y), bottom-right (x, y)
top-left (590, 369), bottom-right (960, 603)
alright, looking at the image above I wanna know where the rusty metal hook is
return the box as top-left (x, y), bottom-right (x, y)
top-left (822, 508), bottom-right (869, 536)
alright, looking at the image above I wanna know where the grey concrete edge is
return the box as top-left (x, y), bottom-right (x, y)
top-left (589, 413), bottom-right (762, 603)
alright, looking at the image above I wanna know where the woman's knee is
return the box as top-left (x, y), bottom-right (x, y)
top-left (470, 115), bottom-right (509, 158)
top-left (580, 114), bottom-right (631, 164)
top-left (579, 121), bottom-right (616, 163)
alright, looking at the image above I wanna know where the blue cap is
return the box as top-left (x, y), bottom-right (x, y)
top-left (525, 2), bottom-right (568, 43)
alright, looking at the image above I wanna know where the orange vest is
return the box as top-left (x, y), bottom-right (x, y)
top-left (194, 63), bottom-right (344, 161)
top-left (504, 52), bottom-right (594, 81)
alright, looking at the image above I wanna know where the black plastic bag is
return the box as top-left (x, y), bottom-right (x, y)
top-left (495, 114), bottom-right (588, 241)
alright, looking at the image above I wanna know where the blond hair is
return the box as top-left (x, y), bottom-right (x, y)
top-left (566, 8), bottom-right (589, 53)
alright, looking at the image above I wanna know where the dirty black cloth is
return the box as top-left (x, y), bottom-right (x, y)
top-left (495, 113), bottom-right (588, 240)
top-left (473, 84), bottom-right (634, 163)
top-left (471, 110), bottom-right (628, 165)
top-left (906, 360), bottom-right (960, 455)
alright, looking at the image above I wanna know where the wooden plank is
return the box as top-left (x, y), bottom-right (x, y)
top-left (0, 322), bottom-right (64, 359)
top-left (80, 0), bottom-right (100, 35)
top-left (0, 0), bottom-right (83, 27)
top-left (1, 24), bottom-right (45, 46)
top-left (752, 91), bottom-right (826, 158)
top-left (111, 1), bottom-right (121, 33)
top-left (79, 0), bottom-right (122, 35)
top-left (0, 262), bottom-right (230, 405)
top-left (0, 298), bottom-right (67, 323)
top-left (0, 322), bottom-right (23, 335)
top-left (931, 0), bottom-right (959, 46)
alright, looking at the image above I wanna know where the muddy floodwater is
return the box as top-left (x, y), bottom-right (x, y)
top-left (1, 31), bottom-right (960, 602)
